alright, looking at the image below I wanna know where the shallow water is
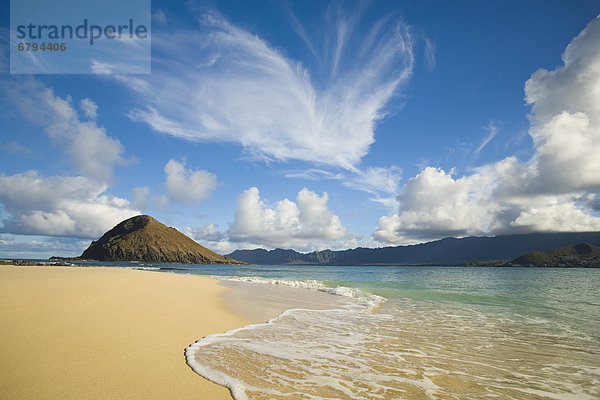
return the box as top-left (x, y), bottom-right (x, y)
top-left (183, 267), bottom-right (600, 400)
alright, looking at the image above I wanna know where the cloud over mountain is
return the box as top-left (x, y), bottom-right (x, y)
top-left (0, 171), bottom-right (139, 238)
top-left (185, 187), bottom-right (357, 252)
top-left (375, 16), bottom-right (600, 244)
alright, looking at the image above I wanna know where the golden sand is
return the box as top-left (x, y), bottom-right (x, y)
top-left (0, 265), bottom-right (249, 399)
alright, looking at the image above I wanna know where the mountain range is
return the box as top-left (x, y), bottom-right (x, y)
top-left (226, 232), bottom-right (600, 265)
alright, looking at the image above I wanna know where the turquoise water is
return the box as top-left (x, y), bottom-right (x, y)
top-left (78, 262), bottom-right (600, 398)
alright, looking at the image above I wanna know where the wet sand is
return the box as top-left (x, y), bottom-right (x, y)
top-left (219, 279), bottom-right (351, 324)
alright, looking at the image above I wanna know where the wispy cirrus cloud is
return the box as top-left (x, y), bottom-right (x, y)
top-left (423, 37), bottom-right (436, 71)
top-left (473, 121), bottom-right (500, 158)
top-left (0, 141), bottom-right (32, 156)
top-left (285, 165), bottom-right (402, 209)
top-left (118, 6), bottom-right (414, 171)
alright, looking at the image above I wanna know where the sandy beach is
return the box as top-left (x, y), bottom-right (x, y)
top-left (0, 264), bottom-right (249, 399)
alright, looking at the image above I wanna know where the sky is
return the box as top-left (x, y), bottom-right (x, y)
top-left (1, 0), bottom-right (600, 259)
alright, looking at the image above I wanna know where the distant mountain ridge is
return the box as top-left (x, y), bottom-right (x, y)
top-left (226, 232), bottom-right (600, 265)
top-left (80, 215), bottom-right (244, 264)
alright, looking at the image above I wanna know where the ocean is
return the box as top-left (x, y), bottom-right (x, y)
top-left (82, 262), bottom-right (600, 399)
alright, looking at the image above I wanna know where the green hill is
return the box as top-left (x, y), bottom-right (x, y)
top-left (511, 243), bottom-right (600, 267)
top-left (80, 215), bottom-right (244, 264)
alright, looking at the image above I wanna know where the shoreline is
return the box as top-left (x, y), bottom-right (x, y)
top-left (0, 264), bottom-right (250, 399)
top-left (217, 278), bottom-right (352, 324)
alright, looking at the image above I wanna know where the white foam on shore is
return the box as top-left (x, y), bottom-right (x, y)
top-left (185, 275), bottom-right (600, 400)
top-left (185, 305), bottom-right (445, 400)
top-left (186, 290), bottom-right (600, 400)
top-left (186, 276), bottom-right (386, 400)
top-left (220, 275), bottom-right (385, 310)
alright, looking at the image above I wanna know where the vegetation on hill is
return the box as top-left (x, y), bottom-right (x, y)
top-left (511, 243), bottom-right (600, 267)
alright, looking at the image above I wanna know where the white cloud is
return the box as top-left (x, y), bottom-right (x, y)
top-left (119, 8), bottom-right (413, 170)
top-left (522, 16), bottom-right (600, 194)
top-left (185, 223), bottom-right (227, 242)
top-left (6, 80), bottom-right (128, 183)
top-left (373, 167), bottom-right (497, 243)
top-left (424, 37), bottom-right (436, 71)
top-left (0, 141), bottom-right (31, 156)
top-left (182, 223), bottom-right (235, 254)
top-left (132, 186), bottom-right (150, 209)
top-left (344, 166), bottom-right (403, 208)
top-left (473, 121), bottom-right (499, 158)
top-left (508, 195), bottom-right (600, 232)
top-left (164, 159), bottom-right (217, 205)
top-left (224, 187), bottom-right (355, 251)
top-left (79, 98), bottom-right (98, 120)
top-left (284, 165), bottom-right (402, 208)
top-left (374, 16), bottom-right (600, 244)
top-left (0, 171), bottom-right (140, 238)
top-left (0, 234), bottom-right (90, 259)
top-left (284, 168), bottom-right (345, 181)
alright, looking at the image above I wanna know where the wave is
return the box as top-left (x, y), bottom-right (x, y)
top-left (220, 275), bottom-right (385, 310)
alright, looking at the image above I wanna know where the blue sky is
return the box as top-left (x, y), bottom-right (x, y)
top-left (1, 1), bottom-right (600, 258)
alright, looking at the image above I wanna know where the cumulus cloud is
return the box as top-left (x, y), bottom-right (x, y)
top-left (375, 16), bottom-right (600, 244)
top-left (214, 187), bottom-right (356, 251)
top-left (118, 7), bottom-right (413, 170)
top-left (182, 223), bottom-right (235, 254)
top-left (5, 80), bottom-right (128, 183)
top-left (164, 159), bottom-right (217, 205)
top-left (373, 167), bottom-right (497, 243)
top-left (522, 16), bottom-right (600, 194)
top-left (0, 171), bottom-right (140, 238)
top-left (186, 223), bottom-right (227, 242)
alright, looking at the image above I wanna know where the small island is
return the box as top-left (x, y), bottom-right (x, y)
top-left (63, 215), bottom-right (245, 264)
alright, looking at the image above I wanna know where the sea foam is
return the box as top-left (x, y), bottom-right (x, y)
top-left (185, 270), bottom-right (600, 400)
top-left (220, 275), bottom-right (385, 310)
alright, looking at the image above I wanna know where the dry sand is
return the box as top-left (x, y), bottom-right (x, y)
top-left (0, 264), bottom-right (250, 399)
